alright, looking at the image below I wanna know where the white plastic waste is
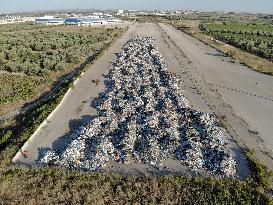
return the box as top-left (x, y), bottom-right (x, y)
top-left (40, 37), bottom-right (236, 177)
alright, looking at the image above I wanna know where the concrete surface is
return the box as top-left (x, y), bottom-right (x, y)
top-left (159, 23), bottom-right (273, 152)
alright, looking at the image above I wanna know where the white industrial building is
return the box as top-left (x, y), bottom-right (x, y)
top-left (87, 15), bottom-right (100, 19)
top-left (34, 16), bottom-right (123, 27)
top-left (47, 18), bottom-right (65, 25)
top-left (81, 18), bottom-right (122, 26)
top-left (0, 20), bottom-right (8, 25)
top-left (117, 10), bottom-right (124, 15)
top-left (34, 16), bottom-right (55, 25)
top-left (0, 16), bottom-right (35, 25)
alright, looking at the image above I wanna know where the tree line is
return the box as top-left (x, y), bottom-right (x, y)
top-left (202, 22), bottom-right (273, 60)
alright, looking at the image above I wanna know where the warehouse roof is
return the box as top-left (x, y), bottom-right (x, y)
top-left (64, 18), bottom-right (81, 23)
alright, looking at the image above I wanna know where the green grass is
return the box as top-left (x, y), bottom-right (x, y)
top-left (203, 22), bottom-right (273, 59)
top-left (0, 27), bottom-right (125, 116)
top-left (245, 150), bottom-right (273, 189)
top-left (0, 130), bottom-right (12, 147)
top-left (205, 22), bottom-right (273, 33)
top-left (0, 168), bottom-right (271, 204)
top-left (0, 27), bottom-right (119, 75)
top-left (0, 74), bottom-right (49, 104)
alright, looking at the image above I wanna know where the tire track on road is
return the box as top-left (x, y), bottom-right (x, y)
top-left (157, 23), bottom-right (273, 163)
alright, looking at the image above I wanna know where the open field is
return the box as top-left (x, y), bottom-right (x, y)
top-left (0, 22), bottom-right (55, 32)
top-left (0, 25), bottom-right (125, 117)
top-left (203, 22), bottom-right (273, 60)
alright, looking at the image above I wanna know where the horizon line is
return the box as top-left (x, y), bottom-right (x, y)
top-left (0, 8), bottom-right (272, 15)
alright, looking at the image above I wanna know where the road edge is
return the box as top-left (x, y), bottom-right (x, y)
top-left (11, 25), bottom-right (133, 163)
top-left (12, 74), bottom-right (83, 163)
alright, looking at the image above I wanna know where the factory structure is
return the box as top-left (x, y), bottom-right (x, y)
top-left (34, 16), bottom-right (123, 26)
top-left (0, 16), bottom-right (35, 25)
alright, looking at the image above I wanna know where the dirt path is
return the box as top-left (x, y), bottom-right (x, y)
top-left (13, 23), bottom-right (273, 174)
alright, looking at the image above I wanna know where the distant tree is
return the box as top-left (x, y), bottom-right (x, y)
top-left (25, 62), bottom-right (40, 75)
top-left (0, 52), bottom-right (5, 65)
top-left (43, 58), bottom-right (56, 70)
top-left (29, 52), bottom-right (41, 63)
top-left (4, 61), bottom-right (19, 72)
top-left (54, 62), bottom-right (65, 71)
top-left (40, 68), bottom-right (51, 76)
top-left (34, 42), bottom-right (44, 51)
top-left (44, 44), bottom-right (51, 51)
top-left (66, 50), bottom-right (80, 64)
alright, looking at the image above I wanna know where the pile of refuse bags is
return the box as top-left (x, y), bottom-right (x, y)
top-left (40, 37), bottom-right (237, 177)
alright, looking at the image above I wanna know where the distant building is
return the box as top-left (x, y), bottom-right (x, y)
top-left (34, 16), bottom-right (123, 27)
top-left (22, 17), bottom-right (35, 22)
top-left (88, 15), bottom-right (100, 19)
top-left (47, 18), bottom-right (65, 25)
top-left (81, 18), bottom-right (104, 26)
top-left (81, 18), bottom-right (121, 26)
top-left (0, 20), bottom-right (8, 25)
top-left (106, 18), bottom-right (122, 24)
top-left (93, 12), bottom-right (103, 16)
top-left (35, 16), bottom-right (55, 25)
top-left (105, 14), bottom-right (113, 18)
top-left (35, 16), bottom-right (65, 25)
top-left (64, 18), bottom-right (81, 26)
top-left (117, 10), bottom-right (124, 15)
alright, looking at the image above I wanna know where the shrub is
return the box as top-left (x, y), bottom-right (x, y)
top-left (0, 130), bottom-right (12, 146)
top-left (55, 62), bottom-right (65, 71)
top-left (43, 58), bottom-right (56, 70)
top-left (4, 62), bottom-right (19, 72)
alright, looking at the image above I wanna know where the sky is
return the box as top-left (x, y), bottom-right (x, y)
top-left (1, 0), bottom-right (273, 14)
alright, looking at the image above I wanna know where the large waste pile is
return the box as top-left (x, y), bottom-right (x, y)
top-left (40, 37), bottom-right (237, 177)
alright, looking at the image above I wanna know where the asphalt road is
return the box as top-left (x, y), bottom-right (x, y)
top-left (13, 22), bottom-right (273, 174)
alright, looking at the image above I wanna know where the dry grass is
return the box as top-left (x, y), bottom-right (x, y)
top-left (0, 164), bottom-right (271, 204)
top-left (172, 20), bottom-right (273, 76)
top-left (0, 74), bottom-right (51, 116)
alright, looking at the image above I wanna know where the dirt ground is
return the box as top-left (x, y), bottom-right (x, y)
top-left (13, 23), bottom-right (273, 176)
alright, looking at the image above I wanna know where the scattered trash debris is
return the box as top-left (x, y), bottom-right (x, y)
top-left (91, 79), bottom-right (101, 85)
top-left (248, 129), bottom-right (259, 135)
top-left (40, 37), bottom-right (237, 177)
top-left (22, 150), bottom-right (28, 158)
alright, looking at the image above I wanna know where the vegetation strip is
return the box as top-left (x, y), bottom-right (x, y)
top-left (0, 48), bottom-right (103, 122)
top-left (201, 22), bottom-right (273, 60)
top-left (0, 167), bottom-right (272, 204)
